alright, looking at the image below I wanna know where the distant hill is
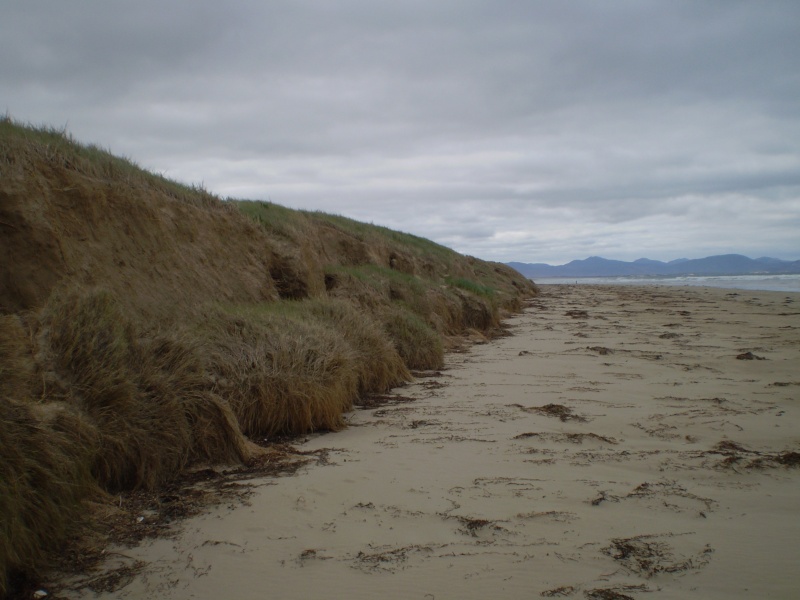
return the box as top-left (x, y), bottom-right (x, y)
top-left (508, 254), bottom-right (800, 279)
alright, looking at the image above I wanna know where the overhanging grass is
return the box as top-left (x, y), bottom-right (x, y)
top-left (0, 399), bottom-right (98, 596)
top-left (206, 298), bottom-right (411, 436)
top-left (43, 288), bottom-right (252, 490)
top-left (382, 305), bottom-right (444, 370)
top-left (205, 309), bottom-right (358, 436)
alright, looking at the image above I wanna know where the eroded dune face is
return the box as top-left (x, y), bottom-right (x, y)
top-left (0, 120), bottom-right (537, 595)
top-left (0, 173), bottom-right (277, 317)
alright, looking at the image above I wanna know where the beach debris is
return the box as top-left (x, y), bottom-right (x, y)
top-left (654, 395), bottom-right (726, 404)
top-left (41, 446), bottom-right (312, 590)
top-left (625, 481), bottom-right (716, 511)
top-left (748, 450), bottom-right (800, 469)
top-left (76, 560), bottom-right (148, 594)
top-left (200, 540), bottom-right (242, 548)
top-left (587, 346), bottom-right (613, 355)
top-left (297, 548), bottom-right (333, 565)
top-left (659, 332), bottom-right (681, 339)
top-left (514, 432), bottom-right (617, 445)
top-left (586, 592), bottom-right (633, 600)
top-left (534, 403), bottom-right (588, 422)
top-left (33, 590), bottom-right (48, 599)
top-left (565, 309), bottom-right (589, 319)
top-left (508, 402), bottom-right (589, 422)
top-left (777, 451), bottom-right (800, 466)
top-left (516, 510), bottom-right (576, 523)
top-left (356, 393), bottom-right (417, 409)
top-left (454, 516), bottom-right (494, 537)
top-left (603, 534), bottom-right (714, 577)
top-left (566, 432), bottom-right (617, 444)
top-left (421, 379), bottom-right (447, 390)
top-left (707, 440), bottom-right (800, 469)
top-left (584, 585), bottom-right (650, 600)
top-left (735, 351), bottom-right (765, 360)
top-left (714, 440), bottom-right (747, 453)
top-left (709, 440), bottom-right (749, 467)
top-left (352, 544), bottom-right (434, 572)
top-left (590, 491), bottom-right (619, 506)
top-left (540, 585), bottom-right (575, 597)
top-left (631, 420), bottom-right (681, 440)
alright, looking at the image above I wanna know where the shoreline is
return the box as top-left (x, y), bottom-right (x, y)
top-left (52, 285), bottom-right (800, 599)
top-left (534, 275), bottom-right (800, 294)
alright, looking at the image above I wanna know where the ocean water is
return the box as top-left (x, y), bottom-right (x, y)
top-left (534, 273), bottom-right (800, 293)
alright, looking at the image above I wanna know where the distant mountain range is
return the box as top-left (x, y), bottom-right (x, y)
top-left (507, 254), bottom-right (800, 279)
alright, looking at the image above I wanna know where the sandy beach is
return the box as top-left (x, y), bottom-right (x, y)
top-left (56, 285), bottom-right (800, 599)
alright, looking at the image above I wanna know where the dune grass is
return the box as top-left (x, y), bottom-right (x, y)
top-left (0, 399), bottom-right (98, 596)
top-left (202, 298), bottom-right (411, 437)
top-left (41, 288), bottom-right (255, 491)
top-left (0, 313), bottom-right (99, 594)
top-left (381, 305), bottom-right (445, 370)
top-left (0, 116), bottom-right (219, 209)
top-left (0, 117), bottom-right (538, 594)
top-left (205, 308), bottom-right (359, 437)
top-left (446, 276), bottom-right (496, 299)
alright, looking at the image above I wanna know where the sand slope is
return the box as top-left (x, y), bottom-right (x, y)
top-left (57, 285), bottom-right (800, 599)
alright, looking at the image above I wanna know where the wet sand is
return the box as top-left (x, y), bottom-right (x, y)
top-left (59, 285), bottom-right (800, 599)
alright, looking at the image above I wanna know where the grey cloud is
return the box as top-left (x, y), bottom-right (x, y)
top-left (2, 1), bottom-right (799, 264)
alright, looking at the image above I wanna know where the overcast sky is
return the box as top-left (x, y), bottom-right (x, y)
top-left (4, 1), bottom-right (799, 264)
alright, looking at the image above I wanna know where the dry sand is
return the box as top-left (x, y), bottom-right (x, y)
top-left (56, 285), bottom-right (800, 599)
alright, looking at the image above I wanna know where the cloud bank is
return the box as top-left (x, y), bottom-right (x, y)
top-left (4, 1), bottom-right (799, 263)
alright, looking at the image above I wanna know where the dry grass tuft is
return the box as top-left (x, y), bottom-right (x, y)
top-left (206, 309), bottom-right (359, 437)
top-left (300, 299), bottom-right (410, 393)
top-left (382, 306), bottom-right (445, 370)
top-left (134, 333), bottom-right (255, 465)
top-left (0, 400), bottom-right (98, 596)
top-left (43, 289), bottom-right (194, 490)
top-left (0, 315), bottom-right (36, 400)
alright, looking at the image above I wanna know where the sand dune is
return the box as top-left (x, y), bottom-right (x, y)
top-left (55, 285), bottom-right (800, 599)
